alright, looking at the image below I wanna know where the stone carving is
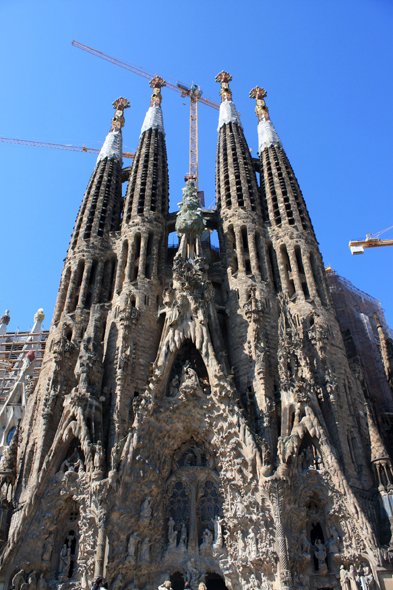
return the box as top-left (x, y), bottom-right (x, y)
top-left (158, 583), bottom-right (172, 590)
top-left (200, 528), bottom-right (213, 554)
top-left (313, 538), bottom-right (328, 573)
top-left (126, 532), bottom-right (138, 562)
top-left (41, 533), bottom-right (54, 562)
top-left (140, 537), bottom-right (151, 563)
top-left (11, 570), bottom-right (25, 590)
top-left (36, 574), bottom-right (46, 590)
top-left (299, 529), bottom-right (310, 555)
top-left (140, 496), bottom-right (152, 525)
top-left (359, 565), bottom-right (375, 589)
top-left (58, 544), bottom-right (71, 578)
top-left (167, 517), bottom-right (177, 548)
top-left (246, 527), bottom-right (258, 561)
top-left (185, 558), bottom-right (199, 588)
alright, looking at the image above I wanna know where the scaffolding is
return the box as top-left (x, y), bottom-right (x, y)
top-left (0, 329), bottom-right (49, 403)
top-left (326, 269), bottom-right (393, 413)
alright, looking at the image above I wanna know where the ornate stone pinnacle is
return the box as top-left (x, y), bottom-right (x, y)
top-left (111, 97), bottom-right (130, 131)
top-left (215, 71), bottom-right (233, 102)
top-left (249, 86), bottom-right (269, 120)
top-left (149, 75), bottom-right (166, 107)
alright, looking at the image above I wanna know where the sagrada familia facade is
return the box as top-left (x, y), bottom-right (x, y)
top-left (0, 72), bottom-right (392, 590)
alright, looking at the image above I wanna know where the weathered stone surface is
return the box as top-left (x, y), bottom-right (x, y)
top-left (0, 80), bottom-right (392, 590)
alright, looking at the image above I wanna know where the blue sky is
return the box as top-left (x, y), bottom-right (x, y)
top-left (1, 0), bottom-right (392, 331)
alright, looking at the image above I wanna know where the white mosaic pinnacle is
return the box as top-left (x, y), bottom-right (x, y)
top-left (258, 116), bottom-right (282, 152)
top-left (96, 129), bottom-right (123, 165)
top-left (218, 100), bottom-right (242, 130)
top-left (140, 104), bottom-right (165, 137)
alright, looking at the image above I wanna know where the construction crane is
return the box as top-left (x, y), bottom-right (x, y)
top-left (72, 41), bottom-right (220, 192)
top-left (349, 225), bottom-right (393, 255)
top-left (0, 136), bottom-right (135, 160)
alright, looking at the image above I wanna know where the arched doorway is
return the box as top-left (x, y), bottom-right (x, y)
top-left (205, 573), bottom-right (228, 590)
top-left (170, 572), bottom-right (185, 590)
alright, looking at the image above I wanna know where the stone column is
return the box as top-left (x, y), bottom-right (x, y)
top-left (138, 233), bottom-right (148, 279)
top-left (126, 239), bottom-right (136, 282)
top-left (234, 227), bottom-right (245, 272)
top-left (92, 261), bottom-right (105, 305)
top-left (248, 230), bottom-right (261, 279)
top-left (78, 261), bottom-right (93, 308)
top-left (287, 248), bottom-right (304, 301)
top-left (276, 247), bottom-right (291, 296)
top-left (188, 477), bottom-right (199, 554)
top-left (302, 253), bottom-right (320, 304)
top-left (64, 266), bottom-right (80, 313)
top-left (151, 235), bottom-right (160, 279)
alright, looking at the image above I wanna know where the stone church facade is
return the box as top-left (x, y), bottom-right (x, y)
top-left (0, 73), bottom-right (392, 590)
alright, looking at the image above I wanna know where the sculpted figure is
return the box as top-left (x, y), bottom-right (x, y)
top-left (299, 529), bottom-right (311, 554)
top-left (186, 558), bottom-right (199, 588)
top-left (41, 533), bottom-right (54, 562)
top-left (340, 567), bottom-right (350, 590)
top-left (58, 544), bottom-right (70, 576)
top-left (348, 565), bottom-right (359, 590)
top-left (328, 525), bottom-right (341, 553)
top-left (248, 574), bottom-right (259, 590)
top-left (36, 574), bottom-right (47, 590)
top-left (246, 527), bottom-right (258, 560)
top-left (140, 537), bottom-right (151, 563)
top-left (179, 523), bottom-right (187, 549)
top-left (213, 516), bottom-right (223, 549)
top-left (198, 585), bottom-right (207, 590)
top-left (361, 565), bottom-right (375, 590)
top-left (12, 570), bottom-right (25, 590)
top-left (168, 375), bottom-right (180, 398)
top-left (237, 530), bottom-right (246, 559)
top-left (140, 496), bottom-right (152, 525)
top-left (158, 583), bottom-right (172, 590)
top-left (111, 575), bottom-right (123, 590)
top-left (126, 532), bottom-right (138, 561)
top-left (260, 574), bottom-right (273, 590)
top-left (313, 539), bottom-right (327, 572)
top-left (27, 572), bottom-right (36, 590)
top-left (200, 528), bottom-right (213, 554)
top-left (168, 517), bottom-right (177, 548)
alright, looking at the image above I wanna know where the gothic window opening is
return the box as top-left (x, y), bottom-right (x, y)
top-left (132, 233), bottom-right (141, 281)
top-left (58, 506), bottom-right (79, 580)
top-left (100, 257), bottom-right (117, 303)
top-left (70, 260), bottom-right (85, 312)
top-left (310, 253), bottom-right (328, 307)
top-left (267, 242), bottom-right (280, 293)
top-left (116, 241), bottom-right (128, 295)
top-left (199, 480), bottom-right (220, 542)
top-left (227, 225), bottom-right (238, 273)
top-left (205, 573), bottom-right (228, 590)
top-left (6, 427), bottom-right (16, 445)
top-left (170, 572), bottom-right (185, 590)
top-left (281, 245), bottom-right (295, 297)
top-left (168, 340), bottom-right (209, 385)
top-left (85, 259), bottom-right (98, 309)
top-left (145, 232), bottom-right (154, 279)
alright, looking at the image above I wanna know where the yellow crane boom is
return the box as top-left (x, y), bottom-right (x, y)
top-left (349, 225), bottom-right (393, 254)
top-left (0, 136), bottom-right (135, 160)
top-left (72, 40), bottom-right (220, 190)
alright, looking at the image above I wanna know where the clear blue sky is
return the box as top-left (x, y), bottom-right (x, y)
top-left (1, 0), bottom-right (392, 331)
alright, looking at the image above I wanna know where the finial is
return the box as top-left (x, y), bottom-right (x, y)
top-left (110, 97), bottom-right (130, 131)
top-left (0, 310), bottom-right (10, 326)
top-left (34, 308), bottom-right (45, 323)
top-left (149, 75), bottom-right (166, 107)
top-left (215, 71), bottom-right (233, 102)
top-left (249, 86), bottom-right (269, 120)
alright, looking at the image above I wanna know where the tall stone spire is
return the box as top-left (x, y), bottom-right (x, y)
top-left (70, 98), bottom-right (130, 250)
top-left (53, 98), bottom-right (129, 323)
top-left (123, 76), bottom-right (169, 223)
top-left (215, 72), bottom-right (261, 216)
